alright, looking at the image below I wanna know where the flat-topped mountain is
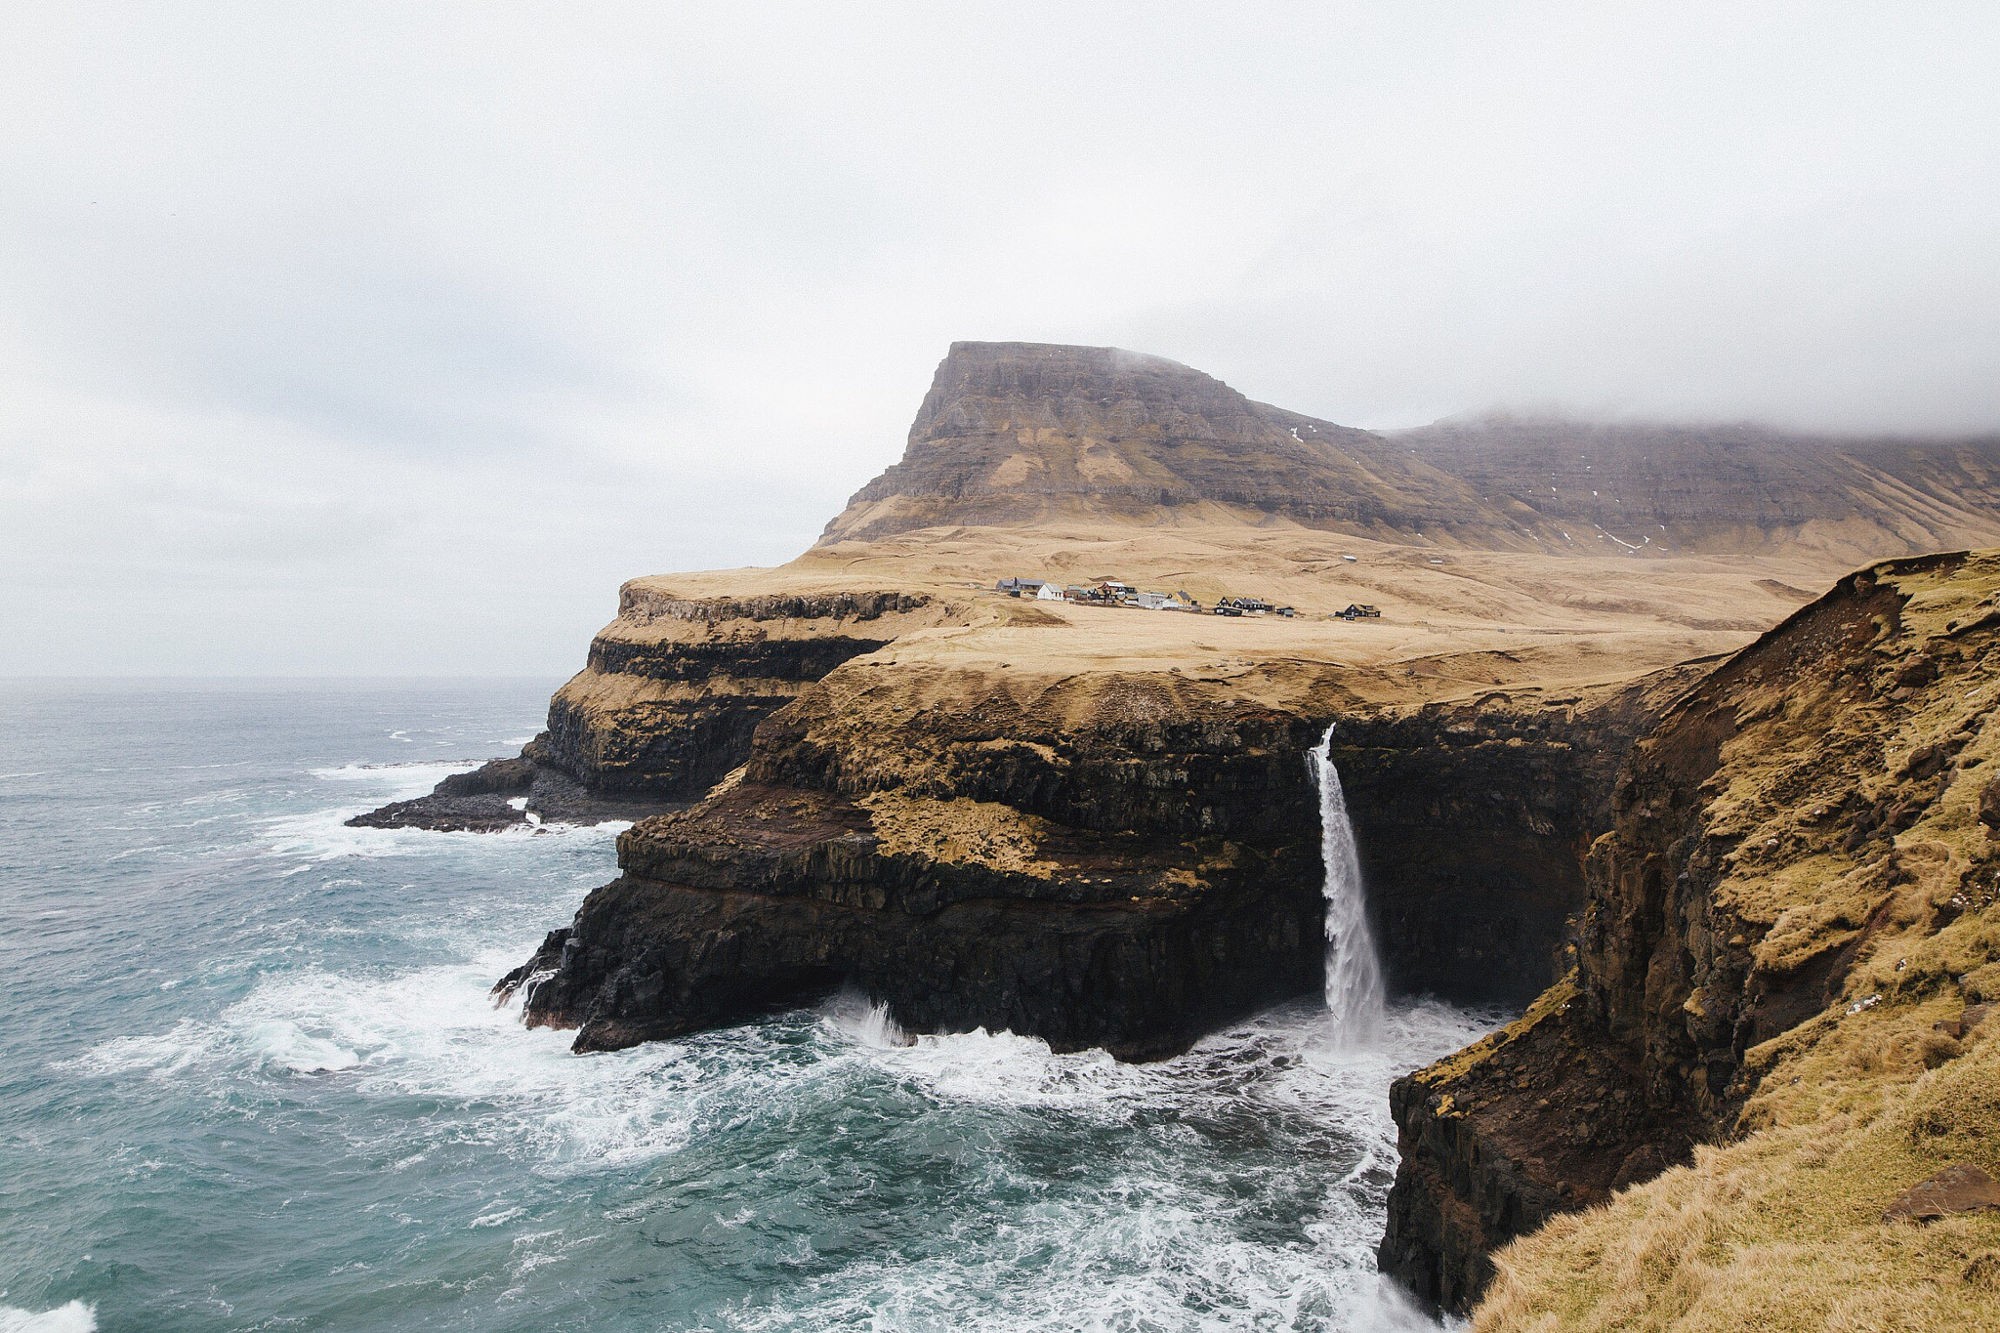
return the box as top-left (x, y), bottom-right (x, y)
top-left (819, 341), bottom-right (2000, 565)
top-left (817, 341), bottom-right (1506, 545)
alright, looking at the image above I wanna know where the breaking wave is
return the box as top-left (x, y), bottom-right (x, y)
top-left (0, 1303), bottom-right (97, 1333)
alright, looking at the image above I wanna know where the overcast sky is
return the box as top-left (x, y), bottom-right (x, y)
top-left (3, 3), bottom-right (1996, 675)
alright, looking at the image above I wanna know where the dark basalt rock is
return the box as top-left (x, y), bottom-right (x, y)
top-left (1376, 978), bottom-right (1702, 1311)
top-left (1325, 672), bottom-right (1705, 1008)
top-left (496, 663), bottom-right (1693, 1063)
top-left (346, 752), bottom-right (680, 832)
top-left (436, 756), bottom-right (536, 797)
top-left (498, 783), bottom-right (1322, 1060)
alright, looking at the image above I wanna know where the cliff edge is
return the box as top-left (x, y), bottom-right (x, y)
top-left (1382, 549), bottom-right (2000, 1325)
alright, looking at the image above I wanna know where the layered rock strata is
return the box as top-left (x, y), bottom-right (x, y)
top-left (1380, 549), bottom-right (2000, 1315)
top-left (817, 341), bottom-right (1506, 546)
top-left (498, 660), bottom-right (1695, 1060)
top-left (351, 589), bottom-right (952, 831)
top-left (499, 781), bottom-right (1324, 1060)
top-left (538, 588), bottom-right (943, 796)
top-left (1325, 666), bottom-right (1711, 1007)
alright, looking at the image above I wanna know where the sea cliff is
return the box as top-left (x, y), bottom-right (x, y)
top-left (1381, 550), bottom-right (2000, 1324)
top-left (497, 658), bottom-right (1695, 1059)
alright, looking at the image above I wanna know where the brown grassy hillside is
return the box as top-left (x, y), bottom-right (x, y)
top-left (1410, 551), bottom-right (2000, 1329)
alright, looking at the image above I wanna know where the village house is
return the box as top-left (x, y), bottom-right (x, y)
top-left (1016, 576), bottom-right (1193, 610)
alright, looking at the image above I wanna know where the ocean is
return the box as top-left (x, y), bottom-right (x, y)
top-left (0, 679), bottom-right (1489, 1332)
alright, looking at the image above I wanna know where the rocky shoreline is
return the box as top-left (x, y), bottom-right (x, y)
top-left (345, 752), bottom-right (682, 832)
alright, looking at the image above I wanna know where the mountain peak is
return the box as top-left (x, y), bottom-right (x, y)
top-left (816, 342), bottom-right (1428, 545)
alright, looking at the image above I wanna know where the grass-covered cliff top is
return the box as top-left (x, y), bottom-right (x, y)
top-left (1476, 551), bottom-right (2000, 1330)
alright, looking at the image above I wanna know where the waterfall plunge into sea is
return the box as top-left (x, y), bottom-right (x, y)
top-left (1310, 727), bottom-right (1386, 1047)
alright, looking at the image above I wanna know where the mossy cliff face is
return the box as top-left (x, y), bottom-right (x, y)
top-left (1381, 550), bottom-right (2000, 1320)
top-left (500, 659), bottom-right (1687, 1062)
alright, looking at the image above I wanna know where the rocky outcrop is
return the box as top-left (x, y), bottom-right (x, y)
top-left (1380, 549), bottom-right (2000, 1314)
top-left (499, 656), bottom-right (1694, 1060)
top-left (499, 782), bottom-right (1323, 1060)
top-left (535, 588), bottom-right (938, 797)
top-left (345, 756), bottom-right (671, 832)
top-left (1325, 666), bottom-right (1711, 1007)
top-left (354, 588), bottom-right (949, 829)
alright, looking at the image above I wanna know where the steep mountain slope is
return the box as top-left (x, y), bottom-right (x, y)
top-left (1381, 550), bottom-right (2000, 1323)
top-left (816, 341), bottom-right (1511, 545)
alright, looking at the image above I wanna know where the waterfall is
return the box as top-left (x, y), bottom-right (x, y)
top-left (1310, 726), bottom-right (1385, 1046)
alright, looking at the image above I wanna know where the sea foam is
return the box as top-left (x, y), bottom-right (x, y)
top-left (0, 1302), bottom-right (96, 1333)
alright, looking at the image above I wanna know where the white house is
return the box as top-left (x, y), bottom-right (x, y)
top-left (1035, 580), bottom-right (1068, 603)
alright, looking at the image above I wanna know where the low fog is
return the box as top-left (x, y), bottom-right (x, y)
top-left (3, 3), bottom-right (1996, 674)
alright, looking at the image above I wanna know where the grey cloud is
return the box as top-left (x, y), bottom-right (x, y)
top-left (2, 2), bottom-right (1997, 673)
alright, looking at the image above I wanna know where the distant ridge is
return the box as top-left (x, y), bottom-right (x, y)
top-left (1393, 412), bottom-right (2000, 561)
top-left (817, 341), bottom-right (2000, 563)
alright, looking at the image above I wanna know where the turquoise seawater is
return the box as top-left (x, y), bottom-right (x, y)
top-left (0, 680), bottom-right (1489, 1331)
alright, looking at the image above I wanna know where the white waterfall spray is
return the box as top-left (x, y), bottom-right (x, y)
top-left (1310, 726), bottom-right (1386, 1047)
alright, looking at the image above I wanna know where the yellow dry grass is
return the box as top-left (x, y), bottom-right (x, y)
top-left (1474, 552), bottom-right (2000, 1331)
top-left (1477, 1025), bottom-right (2000, 1333)
top-left (584, 516), bottom-right (1878, 719)
top-left (857, 790), bottom-right (1058, 877)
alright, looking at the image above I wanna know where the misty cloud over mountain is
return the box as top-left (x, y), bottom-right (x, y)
top-left (3, 4), bottom-right (1996, 673)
